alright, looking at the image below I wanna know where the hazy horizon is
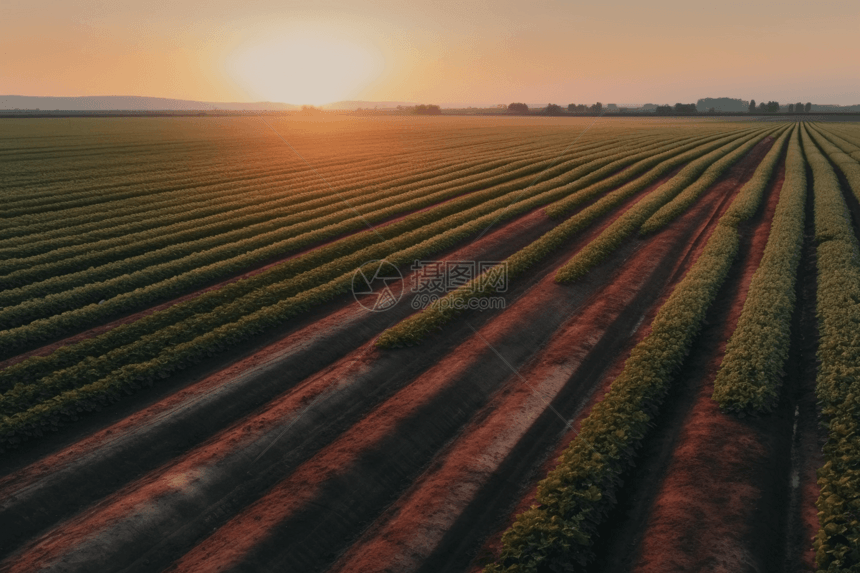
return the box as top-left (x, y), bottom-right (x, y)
top-left (4, 0), bottom-right (858, 107)
top-left (3, 95), bottom-right (859, 112)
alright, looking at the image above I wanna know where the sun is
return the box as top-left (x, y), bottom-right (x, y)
top-left (227, 31), bottom-right (384, 106)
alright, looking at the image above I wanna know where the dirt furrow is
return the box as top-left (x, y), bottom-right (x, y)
top-left (461, 135), bottom-right (778, 573)
top-left (0, 159), bottom-right (683, 572)
top-left (583, 144), bottom-right (820, 573)
top-left (0, 201), bottom-right (559, 560)
top-left (150, 145), bottom-right (764, 573)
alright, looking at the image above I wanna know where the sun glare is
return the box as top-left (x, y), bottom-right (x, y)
top-left (227, 32), bottom-right (384, 106)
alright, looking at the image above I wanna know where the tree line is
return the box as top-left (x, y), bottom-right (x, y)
top-left (505, 101), bottom-right (818, 115)
top-left (748, 100), bottom-right (812, 113)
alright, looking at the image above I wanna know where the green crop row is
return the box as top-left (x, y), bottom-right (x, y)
top-left (710, 125), bottom-right (803, 413)
top-left (801, 125), bottom-right (860, 572)
top-left (0, 134), bottom-right (661, 348)
top-left (639, 128), bottom-right (782, 235)
top-left (373, 128), bottom-right (766, 348)
top-left (1, 144), bottom-right (380, 212)
top-left (483, 125), bottom-right (790, 571)
top-left (0, 133), bottom-right (705, 446)
top-left (3, 121), bottom-right (494, 205)
top-left (818, 124), bottom-right (860, 161)
top-left (0, 144), bottom-right (562, 296)
top-left (807, 125), bottom-right (860, 202)
top-left (543, 126), bottom-right (761, 219)
top-left (553, 127), bottom-right (777, 283)
top-left (0, 129), bottom-right (523, 241)
top-left (816, 127), bottom-right (860, 163)
top-left (0, 131), bottom-right (647, 287)
top-left (0, 134), bottom-right (536, 253)
top-left (0, 132), bottom-right (567, 258)
top-left (0, 132), bottom-right (682, 408)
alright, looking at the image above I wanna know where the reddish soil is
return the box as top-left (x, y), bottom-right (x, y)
top-left (0, 154), bottom-right (679, 571)
top-left (578, 141), bottom-right (823, 573)
top-left (0, 174), bottom-right (523, 368)
top-left (467, 135), bottom-right (781, 572)
top-left (609, 157), bottom-right (788, 573)
top-left (0, 199), bottom-right (560, 545)
top-left (2, 134), bottom-right (821, 573)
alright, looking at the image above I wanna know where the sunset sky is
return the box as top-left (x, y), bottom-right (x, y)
top-left (4, 0), bottom-right (858, 106)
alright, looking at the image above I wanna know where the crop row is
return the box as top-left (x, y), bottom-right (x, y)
top-left (553, 126), bottom-right (779, 282)
top-left (816, 127), bottom-right (860, 163)
top-left (0, 118), bottom-right (474, 190)
top-left (0, 131), bottom-right (690, 400)
top-left (802, 125), bottom-right (860, 572)
top-left (1, 137), bottom-right (248, 184)
top-left (4, 128), bottom-right (536, 212)
top-left (0, 123), bottom-right (529, 234)
top-left (0, 134), bottom-right (575, 277)
top-left (0, 131), bottom-right (717, 446)
top-left (373, 127), bottom-right (768, 348)
top-left (808, 125), bottom-right (860, 202)
top-left (638, 129), bottom-right (777, 234)
top-left (710, 125), bottom-right (804, 413)
top-left (1, 137), bottom-right (301, 206)
top-left (0, 134), bottom-right (503, 240)
top-left (483, 125), bottom-right (792, 572)
top-left (0, 152), bottom-right (392, 240)
top-left (2, 129), bottom-right (652, 267)
top-left (0, 129), bottom-right (627, 251)
top-left (820, 124), bottom-right (860, 158)
top-left (0, 136), bottom-right (536, 251)
top-left (0, 134), bottom-right (665, 339)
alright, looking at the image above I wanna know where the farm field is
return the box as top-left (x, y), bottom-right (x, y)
top-left (2, 115), bottom-right (860, 572)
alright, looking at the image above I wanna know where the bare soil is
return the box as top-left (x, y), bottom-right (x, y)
top-left (0, 161), bottom-right (675, 571)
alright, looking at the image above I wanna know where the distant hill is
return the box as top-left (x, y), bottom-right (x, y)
top-left (0, 95), bottom-right (300, 111)
top-left (696, 98), bottom-right (749, 112)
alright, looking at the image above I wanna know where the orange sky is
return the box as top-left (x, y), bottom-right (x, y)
top-left (3, 0), bottom-right (858, 106)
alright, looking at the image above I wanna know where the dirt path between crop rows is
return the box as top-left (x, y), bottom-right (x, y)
top-left (580, 144), bottom-right (823, 573)
top-left (0, 153), bottom-right (690, 571)
top-left (0, 140), bottom-right (778, 573)
top-left (0, 153), bottom-right (668, 559)
top-left (0, 175), bottom-right (519, 367)
top-left (153, 148), bottom-right (750, 573)
top-left (464, 135), bottom-right (779, 572)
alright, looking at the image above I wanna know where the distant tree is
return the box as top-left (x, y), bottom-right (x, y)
top-left (590, 102), bottom-right (603, 114)
top-left (655, 105), bottom-right (672, 114)
top-left (758, 101), bottom-right (768, 112)
top-left (795, 102), bottom-right (804, 113)
top-left (414, 104), bottom-right (441, 115)
top-left (749, 99), bottom-right (756, 113)
top-left (507, 102), bottom-right (529, 114)
top-left (544, 103), bottom-right (563, 115)
top-left (697, 97), bottom-right (749, 112)
top-left (805, 102), bottom-right (812, 113)
top-left (788, 103), bottom-right (795, 113)
top-left (708, 107), bottom-right (716, 114)
top-left (673, 103), bottom-right (697, 113)
top-left (567, 103), bottom-right (577, 112)
top-left (767, 101), bottom-right (780, 113)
